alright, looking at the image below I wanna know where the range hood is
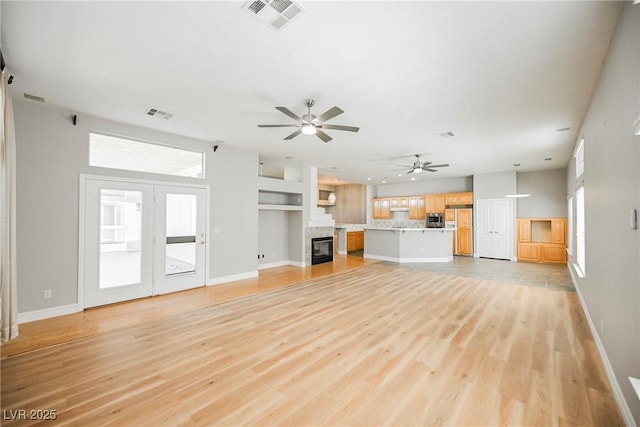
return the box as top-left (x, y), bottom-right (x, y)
top-left (390, 207), bottom-right (409, 212)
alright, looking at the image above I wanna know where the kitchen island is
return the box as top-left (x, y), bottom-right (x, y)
top-left (364, 227), bottom-right (456, 263)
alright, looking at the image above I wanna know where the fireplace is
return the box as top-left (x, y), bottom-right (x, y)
top-left (311, 236), bottom-right (333, 265)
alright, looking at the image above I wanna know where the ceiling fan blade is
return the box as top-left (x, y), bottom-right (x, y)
top-left (320, 124), bottom-right (359, 133)
top-left (423, 163), bottom-right (449, 168)
top-left (395, 165), bottom-right (413, 168)
top-left (284, 129), bottom-right (302, 140)
top-left (315, 106), bottom-right (344, 123)
top-left (424, 169), bottom-right (440, 172)
top-left (275, 107), bottom-right (305, 123)
top-left (315, 130), bottom-right (333, 143)
top-left (258, 124), bottom-right (300, 128)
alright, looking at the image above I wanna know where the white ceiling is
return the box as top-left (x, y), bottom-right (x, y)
top-left (1, 1), bottom-right (623, 185)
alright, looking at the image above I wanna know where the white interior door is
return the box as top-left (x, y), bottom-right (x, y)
top-left (84, 179), bottom-right (154, 308)
top-left (476, 198), bottom-right (513, 260)
top-left (153, 185), bottom-right (207, 294)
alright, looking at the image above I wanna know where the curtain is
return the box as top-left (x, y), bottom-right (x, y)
top-left (1, 67), bottom-right (18, 342)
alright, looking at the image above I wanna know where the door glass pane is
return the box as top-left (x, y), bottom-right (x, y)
top-left (165, 193), bottom-right (197, 276)
top-left (99, 189), bottom-right (142, 288)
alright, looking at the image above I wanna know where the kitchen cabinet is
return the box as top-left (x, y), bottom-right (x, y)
top-left (425, 195), bottom-right (435, 214)
top-left (517, 218), bottom-right (566, 264)
top-left (434, 194), bottom-right (445, 213)
top-left (408, 196), bottom-right (426, 220)
top-left (444, 193), bottom-right (459, 206)
top-left (444, 209), bottom-right (455, 222)
top-left (458, 192), bottom-right (473, 205)
top-left (373, 197), bottom-right (391, 219)
top-left (347, 231), bottom-right (364, 252)
top-left (456, 208), bottom-right (473, 256)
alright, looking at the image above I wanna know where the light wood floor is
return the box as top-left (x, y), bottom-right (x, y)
top-left (1, 259), bottom-right (624, 426)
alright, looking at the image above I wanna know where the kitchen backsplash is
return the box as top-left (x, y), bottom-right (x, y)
top-left (371, 219), bottom-right (424, 228)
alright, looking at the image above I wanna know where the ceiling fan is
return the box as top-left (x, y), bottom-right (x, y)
top-left (394, 154), bottom-right (449, 174)
top-left (258, 99), bottom-right (359, 143)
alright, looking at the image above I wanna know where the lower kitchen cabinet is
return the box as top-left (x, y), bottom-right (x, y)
top-left (347, 231), bottom-right (364, 252)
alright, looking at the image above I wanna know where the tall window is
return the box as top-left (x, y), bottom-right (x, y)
top-left (574, 137), bottom-right (585, 179)
top-left (567, 196), bottom-right (573, 256)
top-left (575, 187), bottom-right (585, 276)
top-left (89, 133), bottom-right (204, 178)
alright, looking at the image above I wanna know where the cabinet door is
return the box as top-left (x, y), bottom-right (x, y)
top-left (417, 196), bottom-right (426, 220)
top-left (380, 198), bottom-right (391, 219)
top-left (444, 193), bottom-right (459, 206)
top-left (435, 195), bottom-right (445, 213)
top-left (389, 198), bottom-right (399, 208)
top-left (355, 232), bottom-right (364, 250)
top-left (373, 198), bottom-right (381, 219)
top-left (347, 233), bottom-right (356, 252)
top-left (551, 219), bottom-right (566, 245)
top-left (518, 219), bottom-right (531, 243)
top-left (444, 209), bottom-right (455, 222)
top-left (542, 245), bottom-right (566, 264)
top-left (457, 209), bottom-right (472, 229)
top-left (518, 243), bottom-right (540, 262)
top-left (408, 197), bottom-right (419, 219)
top-left (458, 229), bottom-right (473, 255)
top-left (459, 192), bottom-right (473, 205)
top-left (425, 195), bottom-right (435, 213)
top-left (398, 197), bottom-right (409, 208)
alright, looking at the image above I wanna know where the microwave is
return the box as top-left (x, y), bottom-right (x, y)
top-left (426, 213), bottom-right (444, 228)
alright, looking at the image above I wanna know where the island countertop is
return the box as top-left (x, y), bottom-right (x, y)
top-left (364, 227), bottom-right (455, 263)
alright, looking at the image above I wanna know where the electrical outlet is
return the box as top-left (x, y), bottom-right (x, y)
top-left (43, 289), bottom-right (52, 299)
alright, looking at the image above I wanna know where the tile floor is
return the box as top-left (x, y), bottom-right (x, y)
top-left (379, 256), bottom-right (575, 292)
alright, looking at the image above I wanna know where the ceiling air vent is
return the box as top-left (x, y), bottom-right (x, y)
top-left (146, 108), bottom-right (174, 120)
top-left (24, 93), bottom-right (45, 103)
top-left (434, 131), bottom-right (456, 139)
top-left (242, 0), bottom-right (304, 31)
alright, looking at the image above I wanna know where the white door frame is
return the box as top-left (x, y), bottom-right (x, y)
top-left (78, 174), bottom-right (210, 310)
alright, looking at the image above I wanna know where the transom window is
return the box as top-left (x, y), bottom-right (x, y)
top-left (89, 133), bottom-right (204, 179)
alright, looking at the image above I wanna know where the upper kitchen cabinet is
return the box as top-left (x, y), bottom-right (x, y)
top-left (444, 192), bottom-right (473, 206)
top-left (373, 197), bottom-right (391, 219)
top-left (408, 196), bottom-right (426, 220)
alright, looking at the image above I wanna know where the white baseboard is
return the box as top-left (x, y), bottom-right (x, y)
top-left (363, 254), bottom-right (452, 263)
top-left (289, 260), bottom-right (306, 268)
top-left (18, 303), bottom-right (81, 324)
top-left (258, 260), bottom-right (290, 270)
top-left (207, 270), bottom-right (258, 286)
top-left (569, 267), bottom-right (637, 427)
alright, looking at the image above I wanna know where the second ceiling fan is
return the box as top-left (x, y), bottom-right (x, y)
top-left (258, 99), bottom-right (359, 142)
top-left (394, 154), bottom-right (449, 174)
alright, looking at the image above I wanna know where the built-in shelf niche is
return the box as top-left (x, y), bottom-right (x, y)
top-left (318, 184), bottom-right (336, 207)
top-left (258, 190), bottom-right (303, 210)
top-left (531, 220), bottom-right (552, 243)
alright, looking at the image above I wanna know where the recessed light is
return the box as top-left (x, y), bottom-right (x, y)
top-left (367, 177), bottom-right (372, 181)
top-left (410, 177), bottom-right (416, 181)
top-left (397, 173), bottom-right (402, 177)
top-left (505, 194), bottom-right (531, 198)
top-left (382, 180), bottom-right (387, 184)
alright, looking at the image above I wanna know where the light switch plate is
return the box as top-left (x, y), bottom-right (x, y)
top-left (629, 209), bottom-right (637, 230)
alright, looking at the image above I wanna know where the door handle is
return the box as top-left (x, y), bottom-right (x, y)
top-left (199, 240), bottom-right (206, 245)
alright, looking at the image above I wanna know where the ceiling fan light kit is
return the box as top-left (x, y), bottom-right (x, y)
top-left (258, 99), bottom-right (359, 143)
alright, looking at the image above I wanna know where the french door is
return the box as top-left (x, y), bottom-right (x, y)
top-left (82, 177), bottom-right (207, 308)
top-left (476, 198), bottom-right (513, 260)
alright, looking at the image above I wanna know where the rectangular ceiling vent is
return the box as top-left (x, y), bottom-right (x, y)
top-left (242, 0), bottom-right (304, 31)
top-left (24, 93), bottom-right (45, 103)
top-left (146, 108), bottom-right (173, 120)
top-left (434, 131), bottom-right (456, 139)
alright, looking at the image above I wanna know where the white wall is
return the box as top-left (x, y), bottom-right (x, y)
top-left (258, 210), bottom-right (289, 266)
top-left (375, 176), bottom-right (472, 197)
top-left (517, 168), bottom-right (568, 218)
top-left (13, 99), bottom-right (258, 313)
top-left (566, 4), bottom-right (639, 424)
top-left (473, 171), bottom-right (517, 199)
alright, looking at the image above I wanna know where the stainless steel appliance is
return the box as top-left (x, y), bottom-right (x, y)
top-left (426, 213), bottom-right (444, 228)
